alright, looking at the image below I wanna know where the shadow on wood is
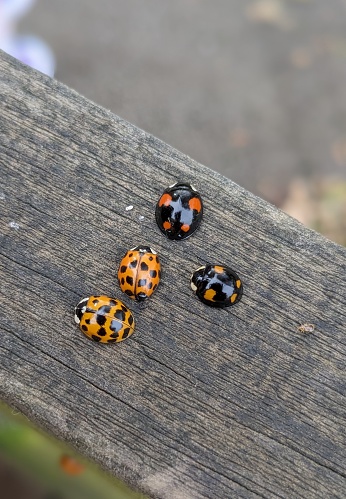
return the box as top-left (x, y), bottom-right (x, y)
top-left (0, 50), bottom-right (345, 499)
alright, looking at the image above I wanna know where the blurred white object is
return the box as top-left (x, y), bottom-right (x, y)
top-left (0, 0), bottom-right (36, 21)
top-left (0, 17), bottom-right (14, 42)
top-left (0, 35), bottom-right (55, 76)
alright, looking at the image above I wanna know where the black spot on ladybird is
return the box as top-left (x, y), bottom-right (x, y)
top-left (126, 276), bottom-right (134, 286)
top-left (141, 262), bottom-right (149, 271)
top-left (122, 328), bottom-right (131, 338)
top-left (129, 260), bottom-right (137, 268)
top-left (149, 270), bottom-right (157, 278)
top-left (138, 279), bottom-right (147, 287)
top-left (81, 325), bottom-right (88, 332)
top-left (120, 266), bottom-right (127, 273)
top-left (114, 309), bottom-right (126, 322)
top-left (96, 314), bottom-right (107, 326)
top-left (92, 335), bottom-right (101, 342)
top-left (98, 327), bottom-right (107, 336)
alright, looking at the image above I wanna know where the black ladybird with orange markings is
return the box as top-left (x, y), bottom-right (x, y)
top-left (155, 182), bottom-right (203, 240)
top-left (191, 264), bottom-right (243, 308)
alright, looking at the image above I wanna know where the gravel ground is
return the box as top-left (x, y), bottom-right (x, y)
top-left (22, 0), bottom-right (346, 205)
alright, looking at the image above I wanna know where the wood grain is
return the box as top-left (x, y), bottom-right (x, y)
top-left (0, 50), bottom-right (345, 499)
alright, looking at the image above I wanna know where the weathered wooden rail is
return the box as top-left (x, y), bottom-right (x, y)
top-left (0, 50), bottom-right (345, 498)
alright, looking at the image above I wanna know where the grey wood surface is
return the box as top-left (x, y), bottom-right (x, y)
top-left (0, 50), bottom-right (345, 499)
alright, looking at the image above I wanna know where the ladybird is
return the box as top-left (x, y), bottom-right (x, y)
top-left (155, 182), bottom-right (203, 240)
top-left (118, 246), bottom-right (161, 301)
top-left (74, 295), bottom-right (135, 343)
top-left (191, 264), bottom-right (243, 308)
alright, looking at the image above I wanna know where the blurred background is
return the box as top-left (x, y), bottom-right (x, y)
top-left (1, 0), bottom-right (346, 244)
top-left (20, 0), bottom-right (346, 246)
top-left (0, 0), bottom-right (345, 497)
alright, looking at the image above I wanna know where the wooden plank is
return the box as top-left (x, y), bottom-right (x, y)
top-left (0, 49), bottom-right (345, 499)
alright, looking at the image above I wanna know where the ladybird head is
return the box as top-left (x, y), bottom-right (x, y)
top-left (190, 265), bottom-right (207, 292)
top-left (130, 245), bottom-right (156, 254)
top-left (74, 297), bottom-right (89, 324)
top-left (168, 182), bottom-right (197, 192)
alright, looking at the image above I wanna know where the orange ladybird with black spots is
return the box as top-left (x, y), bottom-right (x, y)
top-left (118, 246), bottom-right (161, 301)
top-left (155, 182), bottom-right (203, 240)
top-left (190, 264), bottom-right (243, 308)
top-left (74, 295), bottom-right (135, 343)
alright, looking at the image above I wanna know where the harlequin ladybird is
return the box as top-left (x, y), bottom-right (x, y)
top-left (118, 246), bottom-right (161, 301)
top-left (191, 264), bottom-right (243, 308)
top-left (155, 182), bottom-right (203, 240)
top-left (74, 295), bottom-right (135, 343)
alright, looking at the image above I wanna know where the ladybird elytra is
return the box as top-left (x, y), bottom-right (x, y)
top-left (155, 182), bottom-right (203, 240)
top-left (74, 295), bottom-right (135, 343)
top-left (118, 245), bottom-right (161, 301)
top-left (191, 264), bottom-right (243, 308)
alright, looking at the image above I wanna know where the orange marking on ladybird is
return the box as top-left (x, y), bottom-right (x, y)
top-left (163, 221), bottom-right (171, 230)
top-left (204, 289), bottom-right (216, 301)
top-left (189, 197), bottom-right (202, 212)
top-left (214, 266), bottom-right (224, 274)
top-left (159, 193), bottom-right (172, 207)
top-left (230, 293), bottom-right (238, 303)
top-left (181, 224), bottom-right (190, 232)
top-left (236, 280), bottom-right (242, 288)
